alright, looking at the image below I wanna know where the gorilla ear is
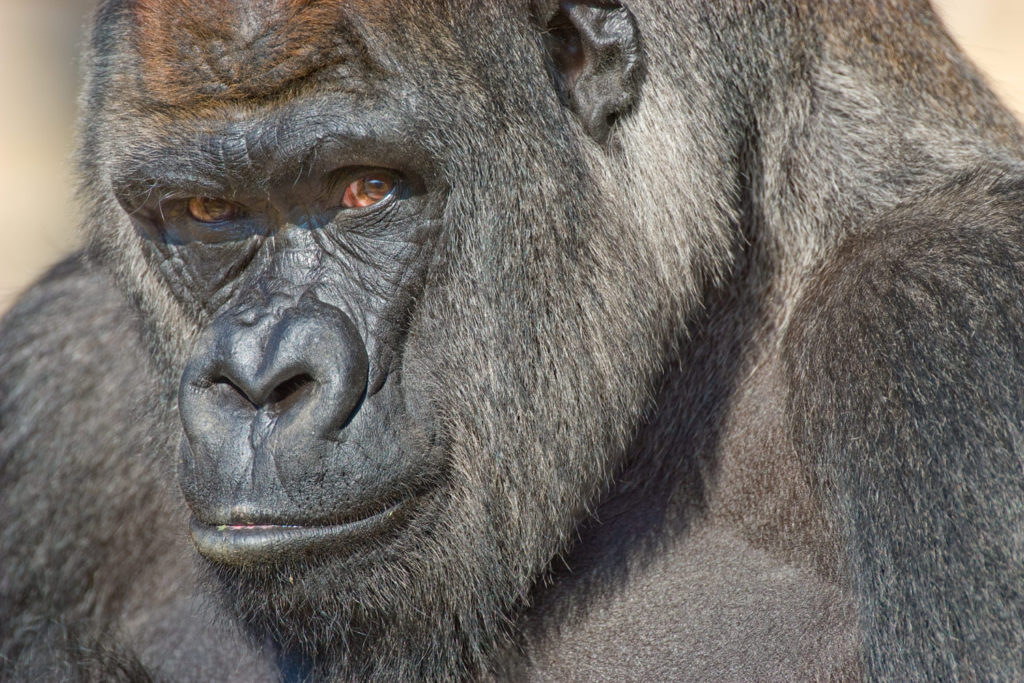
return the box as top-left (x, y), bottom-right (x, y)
top-left (543, 1), bottom-right (644, 144)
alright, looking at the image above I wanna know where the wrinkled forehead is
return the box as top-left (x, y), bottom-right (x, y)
top-left (127, 0), bottom-right (412, 105)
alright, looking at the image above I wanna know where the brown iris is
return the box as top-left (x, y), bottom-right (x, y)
top-left (341, 172), bottom-right (396, 209)
top-left (187, 197), bottom-right (241, 223)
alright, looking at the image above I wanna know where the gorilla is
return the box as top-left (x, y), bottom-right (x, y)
top-left (2, 0), bottom-right (1024, 679)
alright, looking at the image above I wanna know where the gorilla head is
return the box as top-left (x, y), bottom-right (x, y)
top-left (78, 0), bottom-right (707, 675)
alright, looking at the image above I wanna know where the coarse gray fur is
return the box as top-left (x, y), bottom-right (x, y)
top-left (2, 0), bottom-right (1024, 680)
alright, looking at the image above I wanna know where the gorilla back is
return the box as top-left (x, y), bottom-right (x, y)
top-left (3, 0), bottom-right (1024, 680)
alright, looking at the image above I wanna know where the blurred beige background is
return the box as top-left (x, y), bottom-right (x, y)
top-left (1, 0), bottom-right (1023, 312)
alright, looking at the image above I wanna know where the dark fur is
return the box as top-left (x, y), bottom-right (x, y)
top-left (3, 1), bottom-right (1024, 680)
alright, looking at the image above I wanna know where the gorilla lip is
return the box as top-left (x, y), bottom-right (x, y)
top-left (188, 498), bottom-right (412, 565)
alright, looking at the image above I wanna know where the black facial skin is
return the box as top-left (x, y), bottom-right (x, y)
top-left (3, 1), bottom-right (1024, 681)
top-left (113, 107), bottom-right (444, 564)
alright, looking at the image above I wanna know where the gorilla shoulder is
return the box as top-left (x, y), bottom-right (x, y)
top-left (0, 255), bottom-right (280, 681)
top-left (0, 253), bottom-right (155, 473)
top-left (0, 255), bottom-right (155, 677)
top-left (786, 170), bottom-right (1024, 679)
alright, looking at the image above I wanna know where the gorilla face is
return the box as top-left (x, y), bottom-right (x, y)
top-left (85, 0), bottom-right (656, 673)
top-left (127, 125), bottom-right (446, 560)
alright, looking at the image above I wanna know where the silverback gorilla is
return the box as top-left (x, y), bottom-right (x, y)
top-left (3, 0), bottom-right (1024, 679)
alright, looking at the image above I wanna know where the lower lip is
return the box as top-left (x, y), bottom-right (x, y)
top-left (189, 499), bottom-right (412, 565)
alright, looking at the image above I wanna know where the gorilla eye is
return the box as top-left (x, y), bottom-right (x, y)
top-left (341, 172), bottom-right (396, 209)
top-left (187, 197), bottom-right (243, 223)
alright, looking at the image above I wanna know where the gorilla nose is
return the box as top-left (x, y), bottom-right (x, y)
top-left (178, 297), bottom-right (369, 470)
top-left (213, 360), bottom-right (317, 417)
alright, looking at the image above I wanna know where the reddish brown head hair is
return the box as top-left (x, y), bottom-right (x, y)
top-left (130, 0), bottom-right (373, 105)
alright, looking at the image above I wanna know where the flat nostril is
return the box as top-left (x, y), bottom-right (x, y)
top-left (265, 373), bottom-right (316, 415)
top-left (205, 372), bottom-right (317, 414)
top-left (209, 375), bottom-right (259, 409)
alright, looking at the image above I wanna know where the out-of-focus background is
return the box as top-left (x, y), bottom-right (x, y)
top-left (1, 0), bottom-right (1023, 312)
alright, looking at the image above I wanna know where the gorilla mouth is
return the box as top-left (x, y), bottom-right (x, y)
top-left (189, 498), bottom-right (413, 565)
